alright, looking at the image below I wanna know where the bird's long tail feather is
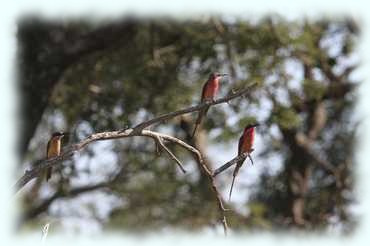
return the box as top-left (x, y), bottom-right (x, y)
top-left (191, 106), bottom-right (209, 138)
top-left (228, 159), bottom-right (245, 201)
top-left (229, 175), bottom-right (237, 202)
top-left (45, 167), bottom-right (52, 182)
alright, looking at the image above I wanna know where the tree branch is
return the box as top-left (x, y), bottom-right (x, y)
top-left (22, 182), bottom-right (109, 221)
top-left (152, 135), bottom-right (187, 173)
top-left (15, 84), bottom-right (257, 193)
top-left (295, 132), bottom-right (337, 176)
top-left (133, 82), bottom-right (257, 131)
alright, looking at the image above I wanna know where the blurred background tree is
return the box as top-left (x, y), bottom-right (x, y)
top-left (17, 15), bottom-right (359, 234)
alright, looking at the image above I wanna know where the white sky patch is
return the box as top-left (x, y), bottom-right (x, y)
top-left (50, 191), bottom-right (123, 234)
top-left (334, 52), bottom-right (360, 76)
top-left (285, 58), bottom-right (304, 91)
top-left (72, 140), bottom-right (118, 186)
top-left (312, 67), bottom-right (326, 82)
top-left (320, 25), bottom-right (346, 58)
top-left (256, 95), bottom-right (274, 121)
top-left (75, 121), bottom-right (94, 139)
top-left (275, 87), bottom-right (291, 106)
top-left (60, 217), bottom-right (102, 235)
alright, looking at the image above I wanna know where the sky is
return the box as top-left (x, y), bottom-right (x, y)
top-left (1, 0), bottom-right (370, 245)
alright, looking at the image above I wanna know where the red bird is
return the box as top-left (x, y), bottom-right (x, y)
top-left (229, 123), bottom-right (259, 201)
top-left (191, 72), bottom-right (227, 138)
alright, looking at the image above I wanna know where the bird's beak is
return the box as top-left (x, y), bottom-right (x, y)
top-left (60, 132), bottom-right (70, 138)
top-left (251, 123), bottom-right (260, 128)
top-left (219, 74), bottom-right (228, 82)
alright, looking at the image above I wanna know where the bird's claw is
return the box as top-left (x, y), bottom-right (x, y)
top-left (247, 154), bottom-right (254, 165)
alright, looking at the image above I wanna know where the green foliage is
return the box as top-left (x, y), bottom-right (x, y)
top-left (19, 16), bottom-right (358, 233)
top-left (303, 79), bottom-right (327, 101)
top-left (272, 105), bottom-right (301, 130)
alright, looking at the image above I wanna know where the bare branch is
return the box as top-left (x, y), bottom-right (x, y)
top-left (133, 82), bottom-right (258, 131)
top-left (141, 131), bottom-right (229, 235)
top-left (15, 84), bottom-right (257, 193)
top-left (14, 129), bottom-right (134, 192)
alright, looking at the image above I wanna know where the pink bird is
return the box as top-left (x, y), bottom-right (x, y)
top-left (229, 123), bottom-right (259, 201)
top-left (191, 72), bottom-right (227, 138)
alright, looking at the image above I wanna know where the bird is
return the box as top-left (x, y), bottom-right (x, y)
top-left (45, 132), bottom-right (65, 181)
top-left (191, 72), bottom-right (227, 138)
top-left (229, 123), bottom-right (259, 201)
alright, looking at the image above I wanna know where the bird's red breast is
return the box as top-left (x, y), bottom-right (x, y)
top-left (201, 77), bottom-right (220, 100)
top-left (238, 127), bottom-right (255, 155)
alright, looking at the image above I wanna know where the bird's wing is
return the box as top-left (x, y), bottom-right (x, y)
top-left (238, 134), bottom-right (243, 156)
top-left (192, 79), bottom-right (211, 138)
top-left (45, 139), bottom-right (53, 181)
top-left (234, 135), bottom-right (246, 176)
top-left (46, 139), bottom-right (51, 158)
top-left (200, 80), bottom-right (209, 101)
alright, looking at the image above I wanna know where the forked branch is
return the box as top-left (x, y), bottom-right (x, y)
top-left (15, 83), bottom-right (257, 192)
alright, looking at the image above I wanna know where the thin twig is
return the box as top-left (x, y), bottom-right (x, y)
top-left (153, 138), bottom-right (162, 156)
top-left (141, 131), bottom-right (229, 235)
top-left (153, 135), bottom-right (187, 173)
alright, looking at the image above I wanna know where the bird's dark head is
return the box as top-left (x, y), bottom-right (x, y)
top-left (245, 123), bottom-right (260, 131)
top-left (51, 132), bottom-right (66, 139)
top-left (209, 72), bottom-right (228, 80)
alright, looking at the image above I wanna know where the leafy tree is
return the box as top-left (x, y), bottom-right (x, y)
top-left (17, 15), bottom-right (359, 233)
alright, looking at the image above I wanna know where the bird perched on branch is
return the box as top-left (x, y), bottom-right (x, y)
top-left (229, 123), bottom-right (259, 201)
top-left (45, 132), bottom-right (65, 181)
top-left (191, 72), bottom-right (227, 138)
